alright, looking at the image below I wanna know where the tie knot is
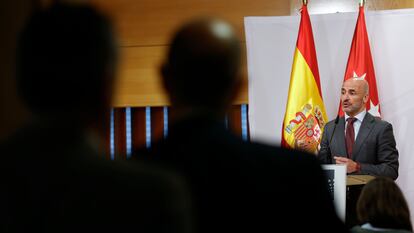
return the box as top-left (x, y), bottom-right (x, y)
top-left (347, 117), bottom-right (357, 124)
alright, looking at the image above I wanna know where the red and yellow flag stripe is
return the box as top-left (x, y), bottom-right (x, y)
top-left (281, 4), bottom-right (328, 153)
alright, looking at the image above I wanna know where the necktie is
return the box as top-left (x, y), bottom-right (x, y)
top-left (345, 117), bottom-right (357, 158)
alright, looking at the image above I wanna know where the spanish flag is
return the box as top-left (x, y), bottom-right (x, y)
top-left (281, 2), bottom-right (327, 154)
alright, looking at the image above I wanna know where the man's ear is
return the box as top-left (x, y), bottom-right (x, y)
top-left (363, 93), bottom-right (369, 104)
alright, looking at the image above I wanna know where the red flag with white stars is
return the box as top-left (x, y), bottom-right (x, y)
top-left (338, 5), bottom-right (381, 117)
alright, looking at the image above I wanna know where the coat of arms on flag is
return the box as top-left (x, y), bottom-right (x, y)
top-left (284, 103), bottom-right (325, 153)
top-left (281, 2), bottom-right (328, 154)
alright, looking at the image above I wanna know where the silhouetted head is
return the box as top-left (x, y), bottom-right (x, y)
top-left (16, 3), bottom-right (117, 124)
top-left (161, 17), bottom-right (241, 116)
top-left (357, 177), bottom-right (413, 231)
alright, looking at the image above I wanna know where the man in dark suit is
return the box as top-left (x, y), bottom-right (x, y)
top-left (133, 17), bottom-right (348, 233)
top-left (0, 3), bottom-right (192, 232)
top-left (318, 78), bottom-right (399, 180)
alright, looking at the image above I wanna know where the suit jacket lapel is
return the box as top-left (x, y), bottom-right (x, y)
top-left (352, 113), bottom-right (375, 159)
top-left (333, 117), bottom-right (347, 157)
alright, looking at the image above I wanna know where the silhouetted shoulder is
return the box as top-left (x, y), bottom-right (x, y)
top-left (86, 160), bottom-right (193, 233)
top-left (0, 127), bottom-right (192, 233)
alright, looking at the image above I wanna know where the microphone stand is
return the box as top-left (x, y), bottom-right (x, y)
top-left (327, 115), bottom-right (339, 164)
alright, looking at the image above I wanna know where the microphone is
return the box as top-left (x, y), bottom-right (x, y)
top-left (327, 115), bottom-right (339, 164)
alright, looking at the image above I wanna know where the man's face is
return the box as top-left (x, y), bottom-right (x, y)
top-left (341, 79), bottom-right (368, 117)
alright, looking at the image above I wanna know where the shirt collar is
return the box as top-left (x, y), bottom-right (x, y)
top-left (345, 110), bottom-right (366, 123)
top-left (361, 223), bottom-right (400, 231)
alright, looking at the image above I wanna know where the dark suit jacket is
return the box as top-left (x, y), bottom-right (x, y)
top-left (0, 120), bottom-right (192, 233)
top-left (318, 112), bottom-right (399, 179)
top-left (133, 114), bottom-right (348, 233)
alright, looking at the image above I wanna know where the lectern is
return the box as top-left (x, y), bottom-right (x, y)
top-left (322, 165), bottom-right (375, 227)
top-left (345, 175), bottom-right (375, 228)
top-left (322, 164), bottom-right (347, 221)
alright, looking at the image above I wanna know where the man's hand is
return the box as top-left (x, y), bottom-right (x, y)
top-left (334, 156), bottom-right (359, 173)
top-left (295, 139), bottom-right (309, 151)
top-left (295, 139), bottom-right (315, 154)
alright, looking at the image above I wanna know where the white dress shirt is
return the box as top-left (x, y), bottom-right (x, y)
top-left (344, 110), bottom-right (366, 140)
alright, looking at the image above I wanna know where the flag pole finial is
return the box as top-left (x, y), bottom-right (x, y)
top-left (359, 0), bottom-right (366, 7)
top-left (302, 0), bottom-right (307, 6)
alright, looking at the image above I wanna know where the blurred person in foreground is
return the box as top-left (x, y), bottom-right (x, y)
top-left (351, 177), bottom-right (412, 233)
top-left (132, 17), bottom-right (348, 233)
top-left (0, 3), bottom-right (192, 233)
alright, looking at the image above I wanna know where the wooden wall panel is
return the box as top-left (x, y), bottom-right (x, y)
top-left (131, 107), bottom-right (147, 150)
top-left (91, 0), bottom-right (291, 46)
top-left (290, 0), bottom-right (414, 15)
top-left (113, 45), bottom-right (248, 107)
top-left (365, 0), bottom-right (414, 10)
top-left (113, 108), bottom-right (127, 160)
top-left (90, 0), bottom-right (288, 107)
top-left (113, 46), bottom-right (168, 107)
top-left (151, 107), bottom-right (165, 143)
